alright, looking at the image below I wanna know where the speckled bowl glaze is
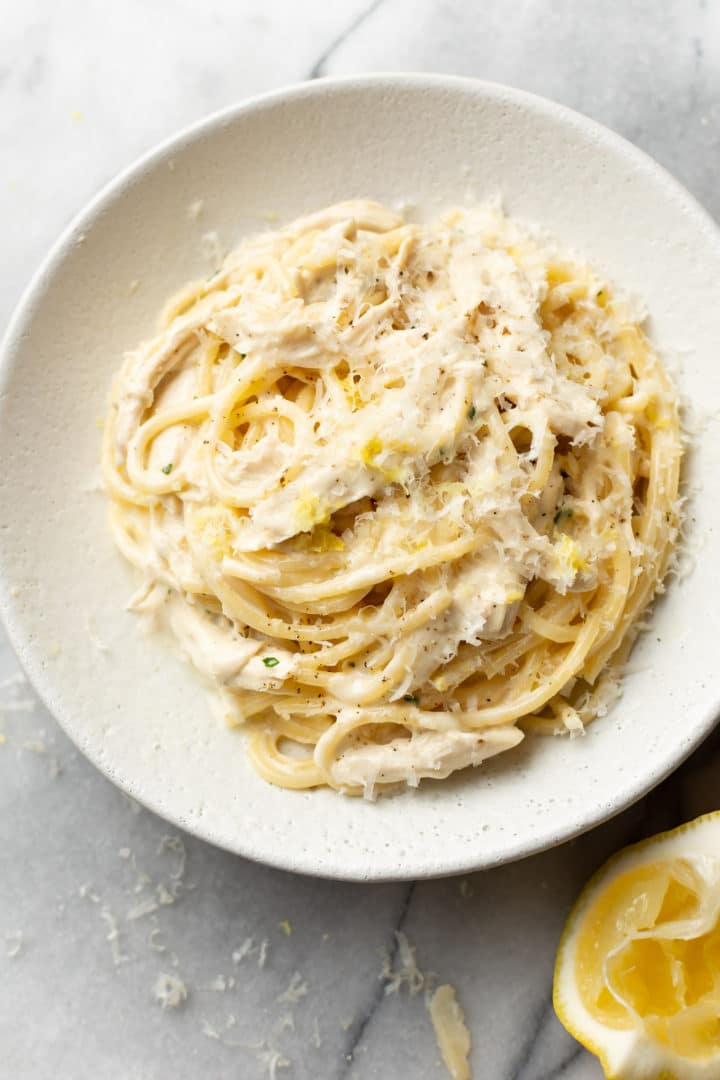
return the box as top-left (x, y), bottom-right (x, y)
top-left (1, 75), bottom-right (719, 881)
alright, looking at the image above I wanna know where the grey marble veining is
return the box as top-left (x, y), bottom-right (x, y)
top-left (2, 2), bottom-right (719, 1077)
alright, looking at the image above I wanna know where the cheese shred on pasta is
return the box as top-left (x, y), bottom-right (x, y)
top-left (102, 200), bottom-right (682, 796)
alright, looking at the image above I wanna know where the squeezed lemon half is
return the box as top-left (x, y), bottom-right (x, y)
top-left (553, 812), bottom-right (720, 1078)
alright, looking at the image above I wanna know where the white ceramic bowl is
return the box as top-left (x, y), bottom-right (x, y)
top-left (2, 75), bottom-right (719, 881)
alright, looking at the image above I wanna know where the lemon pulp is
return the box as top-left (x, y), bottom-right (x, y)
top-left (575, 856), bottom-right (720, 1060)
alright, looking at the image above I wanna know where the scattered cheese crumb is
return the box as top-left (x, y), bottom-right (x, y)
top-left (279, 920), bottom-right (292, 937)
top-left (231, 936), bottom-right (269, 968)
top-left (148, 928), bottom-right (167, 953)
top-left (118, 847), bottom-right (131, 860)
top-left (232, 937), bottom-right (255, 964)
top-left (187, 199), bottom-right (205, 221)
top-left (200, 230), bottom-right (224, 269)
top-left (157, 883), bottom-right (175, 906)
top-left (129, 851), bottom-right (152, 894)
top-left (129, 279), bottom-right (140, 294)
top-left (158, 835), bottom-right (187, 881)
top-left (154, 972), bottom-right (188, 1010)
top-left (100, 906), bottom-right (128, 966)
top-left (382, 931), bottom-right (431, 996)
top-left (458, 879), bottom-right (474, 899)
top-left (78, 883), bottom-right (100, 903)
top-left (256, 1047), bottom-right (290, 1079)
top-left (429, 984), bottom-right (472, 1080)
top-left (126, 896), bottom-right (159, 921)
top-left (277, 971), bottom-right (307, 1004)
top-left (199, 1017), bottom-right (244, 1047)
top-left (5, 931), bottom-right (23, 959)
top-left (312, 1017), bottom-right (322, 1048)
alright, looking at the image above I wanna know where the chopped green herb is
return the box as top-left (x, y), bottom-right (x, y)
top-left (238, 352), bottom-right (247, 360)
top-left (161, 463), bottom-right (173, 475)
top-left (467, 404), bottom-right (477, 421)
top-left (403, 694), bottom-right (419, 704)
top-left (553, 506), bottom-right (574, 524)
top-left (262, 656), bottom-right (280, 668)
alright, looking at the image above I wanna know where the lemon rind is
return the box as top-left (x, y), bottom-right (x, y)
top-left (553, 811), bottom-right (720, 1079)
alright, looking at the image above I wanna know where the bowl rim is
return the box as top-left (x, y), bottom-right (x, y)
top-left (2, 72), bottom-right (720, 881)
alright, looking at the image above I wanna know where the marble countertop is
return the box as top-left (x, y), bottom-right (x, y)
top-left (2, 2), bottom-right (719, 1077)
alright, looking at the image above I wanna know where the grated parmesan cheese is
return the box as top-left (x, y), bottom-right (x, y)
top-left (126, 896), bottom-right (160, 921)
top-left (276, 971), bottom-right (308, 1005)
top-left (158, 834), bottom-right (187, 881)
top-left (154, 972), bottom-right (188, 1010)
top-left (100, 906), bottom-right (128, 966)
top-left (148, 928), bottom-right (167, 953)
top-left (231, 936), bottom-right (269, 969)
top-left (232, 937), bottom-right (255, 964)
top-left (255, 1046), bottom-right (290, 1079)
top-left (157, 883), bottom-right (175, 906)
top-left (5, 931), bottom-right (23, 959)
top-left (382, 931), bottom-right (432, 997)
top-left (200, 230), bottom-right (224, 269)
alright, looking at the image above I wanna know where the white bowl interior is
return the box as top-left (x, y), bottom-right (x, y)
top-left (1, 75), bottom-right (719, 880)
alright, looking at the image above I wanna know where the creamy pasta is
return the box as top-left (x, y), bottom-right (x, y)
top-left (102, 200), bottom-right (682, 796)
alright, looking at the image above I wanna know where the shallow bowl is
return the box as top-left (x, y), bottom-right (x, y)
top-left (1, 74), bottom-right (719, 880)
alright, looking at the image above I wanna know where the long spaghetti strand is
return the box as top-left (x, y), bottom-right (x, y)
top-left (102, 200), bottom-right (682, 795)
